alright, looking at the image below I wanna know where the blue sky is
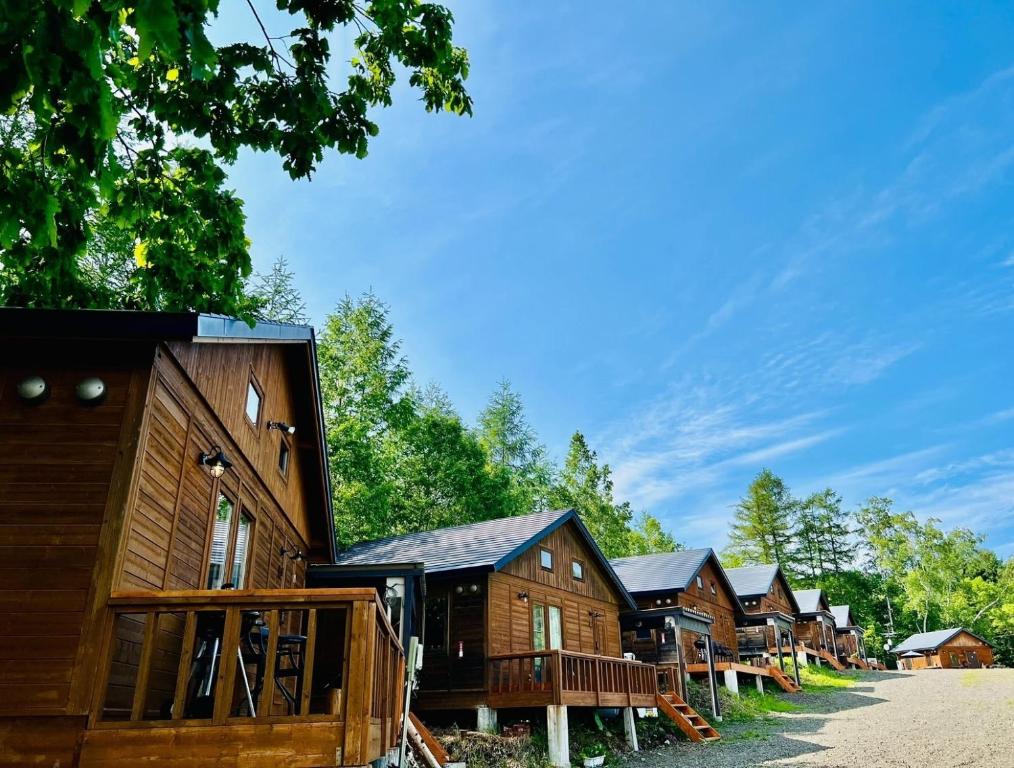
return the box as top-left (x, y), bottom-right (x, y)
top-left (218, 2), bottom-right (1014, 556)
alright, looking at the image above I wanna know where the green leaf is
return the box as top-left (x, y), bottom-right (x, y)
top-left (135, 0), bottom-right (181, 61)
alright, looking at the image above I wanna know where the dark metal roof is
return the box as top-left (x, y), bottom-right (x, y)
top-left (892, 627), bottom-right (992, 654)
top-left (610, 549), bottom-right (711, 593)
top-left (725, 564), bottom-right (779, 597)
top-left (793, 589), bottom-right (830, 615)
top-left (830, 605), bottom-right (857, 628)
top-left (610, 549), bottom-right (745, 612)
top-left (0, 307), bottom-right (334, 561)
top-left (333, 509), bottom-right (637, 610)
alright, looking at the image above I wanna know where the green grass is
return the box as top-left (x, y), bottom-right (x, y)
top-left (720, 686), bottom-right (803, 722)
top-left (960, 670), bottom-right (986, 687)
top-left (799, 663), bottom-right (859, 691)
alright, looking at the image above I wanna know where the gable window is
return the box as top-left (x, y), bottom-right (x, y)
top-left (246, 377), bottom-right (263, 427)
top-left (540, 548), bottom-right (553, 571)
top-left (571, 559), bottom-right (584, 581)
top-left (696, 575), bottom-right (703, 590)
top-left (278, 437), bottom-right (291, 477)
top-left (710, 581), bottom-right (717, 595)
top-left (207, 494), bottom-right (253, 589)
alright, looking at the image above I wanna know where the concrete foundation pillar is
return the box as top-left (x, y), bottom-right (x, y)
top-left (723, 668), bottom-right (740, 697)
top-left (756, 674), bottom-right (765, 694)
top-left (476, 706), bottom-right (498, 734)
top-left (546, 705), bottom-right (569, 768)
top-left (622, 707), bottom-right (639, 752)
top-left (796, 650), bottom-right (809, 668)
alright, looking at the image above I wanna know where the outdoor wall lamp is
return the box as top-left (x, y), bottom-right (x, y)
top-left (268, 420), bottom-right (296, 434)
top-left (75, 377), bottom-right (107, 405)
top-left (280, 545), bottom-right (305, 562)
top-left (16, 375), bottom-right (49, 405)
top-left (517, 591), bottom-right (529, 603)
top-left (199, 447), bottom-right (233, 478)
top-left (455, 584), bottom-right (479, 595)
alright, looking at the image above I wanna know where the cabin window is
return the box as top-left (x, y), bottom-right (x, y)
top-left (246, 377), bottom-right (262, 427)
top-left (207, 493), bottom-right (235, 589)
top-left (696, 575), bottom-right (703, 590)
top-left (548, 606), bottom-right (563, 649)
top-left (571, 559), bottom-right (584, 581)
top-left (532, 604), bottom-right (546, 650)
top-left (424, 595), bottom-right (448, 653)
top-left (278, 437), bottom-right (291, 477)
top-left (710, 581), bottom-right (717, 595)
top-left (231, 510), bottom-right (253, 588)
top-left (540, 548), bottom-right (553, 571)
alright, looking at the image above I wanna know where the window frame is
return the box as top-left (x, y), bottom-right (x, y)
top-left (696, 575), bottom-right (704, 590)
top-left (571, 558), bottom-right (585, 582)
top-left (539, 547), bottom-right (554, 572)
top-left (277, 434), bottom-right (291, 480)
top-left (245, 370), bottom-right (264, 432)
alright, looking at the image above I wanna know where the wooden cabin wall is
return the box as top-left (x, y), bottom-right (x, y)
top-left (937, 633), bottom-right (993, 668)
top-left (676, 560), bottom-right (739, 659)
top-left (107, 346), bottom-right (312, 718)
top-left (0, 341), bottom-right (152, 719)
top-left (166, 341), bottom-right (314, 547)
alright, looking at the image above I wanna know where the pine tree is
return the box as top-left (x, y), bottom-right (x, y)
top-left (724, 469), bottom-right (798, 576)
top-left (248, 256), bottom-right (309, 325)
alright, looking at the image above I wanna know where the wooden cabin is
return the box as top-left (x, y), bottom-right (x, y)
top-left (791, 589), bottom-right (844, 669)
top-left (331, 509), bottom-right (666, 765)
top-left (892, 628), bottom-right (994, 670)
top-left (611, 549), bottom-right (742, 716)
top-left (725, 564), bottom-right (802, 691)
top-left (830, 605), bottom-right (869, 668)
top-left (0, 309), bottom-right (404, 768)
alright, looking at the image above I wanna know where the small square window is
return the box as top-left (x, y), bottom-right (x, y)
top-left (246, 379), bottom-right (262, 426)
top-left (540, 548), bottom-right (553, 571)
top-left (696, 575), bottom-right (703, 590)
top-left (572, 560), bottom-right (584, 581)
top-left (278, 438), bottom-right (290, 477)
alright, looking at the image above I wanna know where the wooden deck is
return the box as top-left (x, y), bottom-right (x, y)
top-left (487, 649), bottom-right (658, 709)
top-left (78, 588), bottom-right (403, 768)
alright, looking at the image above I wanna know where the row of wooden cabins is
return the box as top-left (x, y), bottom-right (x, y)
top-left (0, 309), bottom-right (878, 768)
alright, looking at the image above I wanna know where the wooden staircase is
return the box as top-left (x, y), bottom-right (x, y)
top-left (817, 649), bottom-right (846, 671)
top-left (408, 712), bottom-right (450, 767)
top-left (655, 693), bottom-right (720, 742)
top-left (849, 657), bottom-right (871, 671)
top-left (767, 666), bottom-right (802, 693)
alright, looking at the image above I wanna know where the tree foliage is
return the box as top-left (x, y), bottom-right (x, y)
top-left (724, 469), bottom-right (798, 576)
top-left (248, 255), bottom-right (308, 324)
top-left (0, 1), bottom-right (470, 315)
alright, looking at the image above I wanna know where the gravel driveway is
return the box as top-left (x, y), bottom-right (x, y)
top-left (621, 669), bottom-right (1014, 768)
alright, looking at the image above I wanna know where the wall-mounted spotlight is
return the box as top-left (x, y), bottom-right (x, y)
top-left (198, 447), bottom-right (233, 478)
top-left (17, 376), bottom-right (49, 405)
top-left (453, 583), bottom-right (479, 595)
top-left (268, 421), bottom-right (296, 435)
top-left (280, 546), bottom-right (305, 562)
top-left (517, 591), bottom-right (529, 603)
top-left (76, 377), bottom-right (107, 406)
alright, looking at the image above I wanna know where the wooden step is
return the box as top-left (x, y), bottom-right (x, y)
top-left (656, 693), bottom-right (720, 743)
top-left (409, 712), bottom-right (449, 766)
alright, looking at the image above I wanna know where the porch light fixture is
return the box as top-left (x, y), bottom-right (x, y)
top-left (280, 546), bottom-right (305, 562)
top-left (517, 591), bottom-right (529, 603)
top-left (75, 377), bottom-right (107, 405)
top-left (199, 447), bottom-right (233, 478)
top-left (268, 420), bottom-right (296, 435)
top-left (16, 375), bottom-right (49, 405)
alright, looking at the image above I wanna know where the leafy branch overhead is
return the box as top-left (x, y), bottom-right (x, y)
top-left (0, 0), bottom-right (471, 315)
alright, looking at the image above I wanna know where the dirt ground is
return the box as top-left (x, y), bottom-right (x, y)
top-left (620, 668), bottom-right (1014, 768)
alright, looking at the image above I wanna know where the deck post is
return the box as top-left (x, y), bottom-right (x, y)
top-left (476, 705), bottom-right (498, 734)
top-left (622, 707), bottom-right (639, 751)
top-left (546, 705), bottom-right (570, 768)
top-left (756, 673), bottom-right (764, 694)
top-left (722, 668), bottom-right (740, 697)
top-left (704, 637), bottom-right (721, 721)
top-left (788, 629), bottom-right (802, 687)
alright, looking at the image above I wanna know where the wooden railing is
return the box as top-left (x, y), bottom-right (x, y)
top-left (487, 650), bottom-right (657, 708)
top-left (90, 588), bottom-right (403, 766)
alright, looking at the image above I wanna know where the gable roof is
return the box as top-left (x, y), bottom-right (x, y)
top-left (892, 627), bottom-right (992, 655)
top-left (830, 605), bottom-right (855, 628)
top-left (724, 564), bottom-right (778, 596)
top-left (793, 589), bottom-right (830, 615)
top-left (0, 307), bottom-right (334, 560)
top-left (333, 509), bottom-right (637, 609)
top-left (610, 549), bottom-right (744, 610)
